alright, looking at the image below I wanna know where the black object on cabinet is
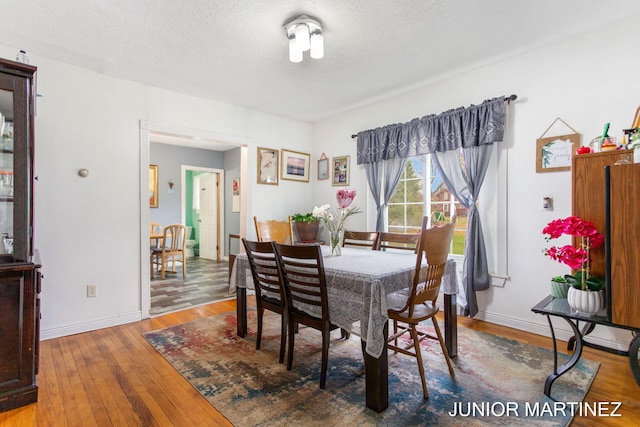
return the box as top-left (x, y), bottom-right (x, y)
top-left (0, 57), bottom-right (41, 412)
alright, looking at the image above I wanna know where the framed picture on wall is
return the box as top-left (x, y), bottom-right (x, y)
top-left (332, 156), bottom-right (350, 186)
top-left (149, 165), bottom-right (158, 208)
top-left (281, 149), bottom-right (310, 182)
top-left (317, 158), bottom-right (329, 180)
top-left (257, 147), bottom-right (279, 185)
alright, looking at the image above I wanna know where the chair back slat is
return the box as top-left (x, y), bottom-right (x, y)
top-left (377, 231), bottom-right (420, 252)
top-left (254, 216), bottom-right (294, 244)
top-left (342, 230), bottom-right (379, 249)
top-left (242, 239), bottom-right (283, 301)
top-left (164, 224), bottom-right (186, 253)
top-left (273, 243), bottom-right (328, 316)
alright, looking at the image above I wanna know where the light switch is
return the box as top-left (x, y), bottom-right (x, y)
top-left (543, 196), bottom-right (553, 211)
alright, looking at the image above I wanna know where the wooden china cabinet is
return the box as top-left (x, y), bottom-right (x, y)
top-left (0, 57), bottom-right (41, 412)
top-left (572, 149), bottom-right (640, 329)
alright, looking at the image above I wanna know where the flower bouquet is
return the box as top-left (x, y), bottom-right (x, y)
top-left (313, 188), bottom-right (361, 256)
top-left (542, 216), bottom-right (605, 291)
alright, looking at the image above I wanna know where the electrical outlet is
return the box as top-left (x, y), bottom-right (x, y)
top-left (87, 284), bottom-right (97, 298)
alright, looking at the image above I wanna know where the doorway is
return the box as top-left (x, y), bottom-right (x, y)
top-left (140, 121), bottom-right (249, 318)
top-left (181, 167), bottom-right (222, 261)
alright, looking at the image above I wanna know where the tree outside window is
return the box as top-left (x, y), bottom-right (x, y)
top-left (387, 155), bottom-right (467, 255)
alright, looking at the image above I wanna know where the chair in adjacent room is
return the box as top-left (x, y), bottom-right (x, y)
top-left (254, 216), bottom-right (294, 244)
top-left (341, 230), bottom-right (379, 250)
top-left (273, 242), bottom-right (346, 389)
top-left (150, 224), bottom-right (187, 280)
top-left (386, 216), bottom-right (455, 399)
top-left (242, 238), bottom-right (287, 363)
top-left (376, 231), bottom-right (421, 252)
top-left (150, 222), bottom-right (163, 248)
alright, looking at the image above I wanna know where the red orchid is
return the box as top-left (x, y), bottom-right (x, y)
top-left (542, 216), bottom-right (605, 289)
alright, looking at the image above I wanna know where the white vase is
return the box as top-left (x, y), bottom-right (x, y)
top-left (567, 287), bottom-right (605, 316)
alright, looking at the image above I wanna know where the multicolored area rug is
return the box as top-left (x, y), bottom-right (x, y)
top-left (143, 311), bottom-right (599, 426)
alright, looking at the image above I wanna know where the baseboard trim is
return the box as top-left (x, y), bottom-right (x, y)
top-left (476, 309), bottom-right (629, 352)
top-left (40, 311), bottom-right (142, 341)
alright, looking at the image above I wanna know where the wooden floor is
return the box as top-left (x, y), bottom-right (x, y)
top-left (1, 299), bottom-right (638, 426)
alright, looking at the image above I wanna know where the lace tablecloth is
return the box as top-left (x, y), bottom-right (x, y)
top-left (230, 246), bottom-right (458, 358)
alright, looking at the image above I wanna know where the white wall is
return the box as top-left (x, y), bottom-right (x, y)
top-left (312, 16), bottom-right (640, 349)
top-left (0, 43), bottom-right (313, 339)
top-left (2, 15), bottom-right (638, 347)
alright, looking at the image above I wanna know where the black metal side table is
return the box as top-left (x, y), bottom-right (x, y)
top-left (531, 296), bottom-right (640, 398)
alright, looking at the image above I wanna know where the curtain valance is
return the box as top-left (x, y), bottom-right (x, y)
top-left (356, 97), bottom-right (506, 165)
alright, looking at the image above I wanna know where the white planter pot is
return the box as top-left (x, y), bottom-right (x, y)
top-left (567, 287), bottom-right (605, 316)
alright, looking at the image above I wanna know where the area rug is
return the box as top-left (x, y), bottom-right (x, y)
top-left (143, 311), bottom-right (599, 426)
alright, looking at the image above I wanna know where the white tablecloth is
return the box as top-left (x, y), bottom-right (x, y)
top-left (230, 246), bottom-right (458, 358)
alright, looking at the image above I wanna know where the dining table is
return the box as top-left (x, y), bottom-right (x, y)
top-left (229, 245), bottom-right (459, 412)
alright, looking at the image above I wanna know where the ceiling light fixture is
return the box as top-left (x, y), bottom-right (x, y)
top-left (284, 14), bottom-right (324, 63)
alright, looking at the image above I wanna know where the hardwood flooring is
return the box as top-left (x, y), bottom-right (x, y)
top-left (150, 257), bottom-right (232, 316)
top-left (0, 299), bottom-right (638, 426)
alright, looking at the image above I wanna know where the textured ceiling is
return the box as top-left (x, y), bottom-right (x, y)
top-left (1, 0), bottom-right (638, 125)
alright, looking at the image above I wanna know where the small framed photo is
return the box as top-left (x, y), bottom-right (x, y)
top-left (317, 158), bottom-right (329, 180)
top-left (332, 156), bottom-right (350, 186)
top-left (281, 149), bottom-right (310, 182)
top-left (536, 133), bottom-right (579, 173)
top-left (149, 165), bottom-right (158, 208)
top-left (257, 147), bottom-right (279, 185)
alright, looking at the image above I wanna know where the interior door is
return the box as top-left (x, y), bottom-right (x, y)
top-left (198, 172), bottom-right (219, 260)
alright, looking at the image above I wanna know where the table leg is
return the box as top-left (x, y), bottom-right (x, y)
top-left (543, 315), bottom-right (583, 398)
top-left (444, 294), bottom-right (457, 358)
top-left (236, 287), bottom-right (247, 337)
top-left (361, 322), bottom-right (389, 412)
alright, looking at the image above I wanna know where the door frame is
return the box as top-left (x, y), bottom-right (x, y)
top-left (139, 120), bottom-right (249, 319)
top-left (181, 166), bottom-right (224, 261)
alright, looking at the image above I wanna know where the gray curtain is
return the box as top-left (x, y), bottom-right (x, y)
top-left (365, 157), bottom-right (406, 232)
top-left (356, 97), bottom-right (506, 317)
top-left (433, 145), bottom-right (493, 317)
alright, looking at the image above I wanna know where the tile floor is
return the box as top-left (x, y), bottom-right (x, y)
top-left (150, 257), bottom-right (233, 316)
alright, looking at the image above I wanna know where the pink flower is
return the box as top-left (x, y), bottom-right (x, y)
top-left (542, 216), bottom-right (604, 269)
top-left (336, 188), bottom-right (356, 209)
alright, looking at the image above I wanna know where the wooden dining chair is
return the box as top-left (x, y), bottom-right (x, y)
top-left (150, 224), bottom-right (187, 280)
top-left (242, 239), bottom-right (287, 363)
top-left (386, 216), bottom-right (455, 399)
top-left (342, 230), bottom-right (379, 250)
top-left (273, 242), bottom-right (346, 389)
top-left (150, 222), bottom-right (163, 248)
top-left (254, 216), bottom-right (294, 244)
top-left (377, 231), bottom-right (420, 252)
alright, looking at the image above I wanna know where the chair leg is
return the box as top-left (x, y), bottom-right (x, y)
top-left (393, 319), bottom-right (399, 354)
top-left (182, 256), bottom-right (186, 277)
top-left (161, 256), bottom-right (166, 280)
top-left (320, 324), bottom-right (330, 389)
top-left (410, 324), bottom-right (429, 399)
top-left (256, 306), bottom-right (264, 350)
top-left (287, 316), bottom-right (295, 371)
top-left (432, 317), bottom-right (455, 376)
top-left (279, 313), bottom-right (287, 364)
top-left (340, 328), bottom-right (350, 339)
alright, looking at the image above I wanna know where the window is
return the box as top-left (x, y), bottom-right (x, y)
top-left (386, 148), bottom-right (509, 287)
top-left (388, 155), bottom-right (466, 255)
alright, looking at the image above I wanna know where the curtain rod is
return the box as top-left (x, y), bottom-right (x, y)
top-left (350, 94), bottom-right (517, 139)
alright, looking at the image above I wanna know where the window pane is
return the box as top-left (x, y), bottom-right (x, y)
top-left (386, 154), bottom-right (467, 255)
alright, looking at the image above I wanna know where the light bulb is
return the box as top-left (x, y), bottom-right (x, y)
top-left (310, 32), bottom-right (324, 59)
top-left (289, 38), bottom-right (303, 63)
top-left (294, 24), bottom-right (310, 52)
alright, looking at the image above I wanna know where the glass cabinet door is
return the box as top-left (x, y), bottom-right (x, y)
top-left (0, 88), bottom-right (15, 259)
top-left (0, 63), bottom-right (34, 263)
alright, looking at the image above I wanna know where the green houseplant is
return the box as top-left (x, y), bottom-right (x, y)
top-left (550, 275), bottom-right (570, 299)
top-left (291, 212), bottom-right (320, 242)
